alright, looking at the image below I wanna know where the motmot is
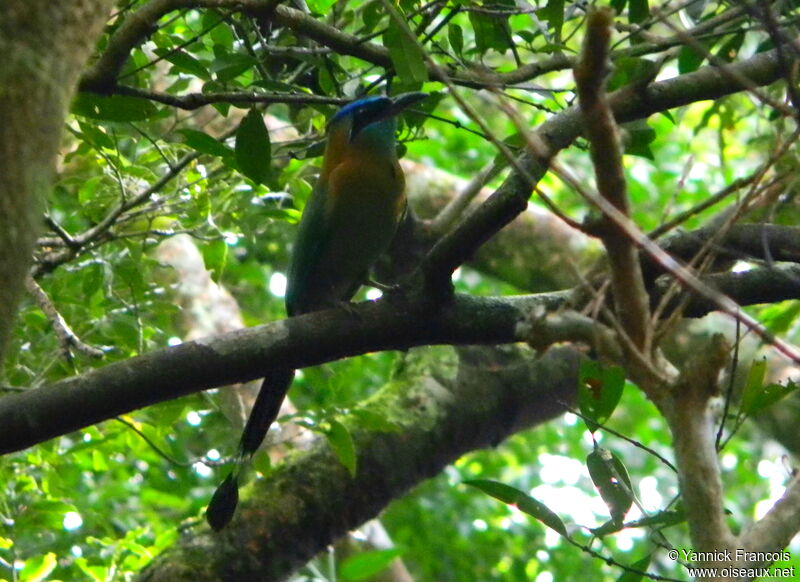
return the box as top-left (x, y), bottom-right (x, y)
top-left (207, 92), bottom-right (428, 530)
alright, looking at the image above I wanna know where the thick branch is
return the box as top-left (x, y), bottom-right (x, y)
top-left (655, 264), bottom-right (800, 317)
top-left (80, 0), bottom-right (196, 93)
top-left (664, 336), bottom-right (735, 558)
top-left (138, 346), bottom-right (581, 582)
top-left (0, 292), bottom-right (564, 455)
top-left (653, 224), bottom-right (800, 276)
top-left (2, 263), bottom-right (798, 456)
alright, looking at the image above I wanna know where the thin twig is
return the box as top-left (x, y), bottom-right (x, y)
top-left (24, 276), bottom-right (105, 360)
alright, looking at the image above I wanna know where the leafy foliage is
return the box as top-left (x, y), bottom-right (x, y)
top-left (3, 1), bottom-right (800, 581)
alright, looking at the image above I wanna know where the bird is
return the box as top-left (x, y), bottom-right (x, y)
top-left (206, 92), bottom-right (428, 530)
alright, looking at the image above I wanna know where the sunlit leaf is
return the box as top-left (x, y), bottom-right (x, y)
top-left (326, 419), bottom-right (357, 477)
top-left (339, 548), bottom-right (403, 581)
top-left (306, 0), bottom-right (337, 12)
top-left (465, 479), bottom-right (567, 536)
top-left (740, 358), bottom-right (768, 414)
top-left (743, 380), bottom-right (798, 416)
top-left (19, 552), bottom-right (57, 582)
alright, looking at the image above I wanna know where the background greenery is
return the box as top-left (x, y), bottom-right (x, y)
top-left (2, 1), bottom-right (800, 580)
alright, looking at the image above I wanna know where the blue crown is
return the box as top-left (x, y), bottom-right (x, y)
top-left (331, 96), bottom-right (391, 124)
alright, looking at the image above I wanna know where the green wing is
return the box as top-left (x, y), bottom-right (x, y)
top-left (285, 179), bottom-right (333, 316)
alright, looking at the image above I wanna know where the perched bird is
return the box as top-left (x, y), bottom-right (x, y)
top-left (206, 92), bottom-right (428, 530)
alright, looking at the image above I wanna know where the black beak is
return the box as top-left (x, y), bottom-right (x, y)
top-left (388, 92), bottom-right (428, 116)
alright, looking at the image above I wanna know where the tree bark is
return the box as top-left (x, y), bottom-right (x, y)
top-left (0, 1), bottom-right (114, 361)
top-left (138, 345), bottom-right (581, 582)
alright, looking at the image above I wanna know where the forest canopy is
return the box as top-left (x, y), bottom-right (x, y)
top-left (1, 1), bottom-right (800, 581)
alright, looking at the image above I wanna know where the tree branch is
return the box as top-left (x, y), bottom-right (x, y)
top-left (2, 262), bottom-right (798, 457)
top-left (0, 292), bottom-right (562, 455)
top-left (138, 345), bottom-right (582, 581)
top-left (575, 7), bottom-right (651, 352)
top-left (655, 263), bottom-right (800, 318)
top-left (662, 335), bottom-right (737, 564)
top-left (418, 45), bottom-right (790, 297)
top-left (78, 0), bottom-right (748, 95)
top-left (114, 84), bottom-right (345, 110)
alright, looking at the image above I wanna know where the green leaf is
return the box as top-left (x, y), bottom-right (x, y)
top-left (540, 0), bottom-right (565, 40)
top-left (81, 263), bottom-right (106, 299)
top-left (339, 548), bottom-right (403, 581)
top-left (72, 93), bottom-right (159, 122)
top-left (578, 360), bottom-right (625, 432)
top-left (18, 500), bottom-right (77, 531)
top-left (362, 2), bottom-right (383, 32)
top-left (632, 507), bottom-right (685, 529)
top-left (78, 121), bottom-right (115, 150)
top-left (448, 24), bottom-right (464, 57)
top-left (587, 448), bottom-right (633, 525)
top-left (202, 239), bottom-right (229, 282)
top-left (608, 57), bottom-right (658, 91)
top-left (78, 175), bottom-right (105, 206)
top-left (179, 129), bottom-right (234, 158)
top-left (155, 48), bottom-right (211, 80)
top-left (760, 301), bottom-right (800, 335)
top-left (740, 358), bottom-right (768, 414)
top-left (629, 0), bottom-right (649, 24)
top-left (384, 20), bottom-right (428, 84)
top-left (235, 109), bottom-right (272, 184)
top-left (92, 449), bottom-right (109, 471)
top-left (623, 119), bottom-right (657, 159)
top-left (326, 419), bottom-right (357, 477)
top-left (469, 11), bottom-right (507, 54)
top-left (306, 0), bottom-right (337, 12)
top-left (203, 10), bottom-right (235, 46)
top-left (743, 380), bottom-right (798, 416)
top-left (19, 552), bottom-right (57, 582)
top-left (678, 40), bottom-right (716, 74)
top-left (715, 33), bottom-right (745, 63)
top-left (350, 408), bottom-right (402, 432)
top-left (75, 557), bottom-right (109, 582)
top-left (210, 53), bottom-right (257, 82)
top-left (617, 554), bottom-right (652, 581)
top-left (464, 479), bottom-right (567, 536)
top-left (252, 449), bottom-right (272, 475)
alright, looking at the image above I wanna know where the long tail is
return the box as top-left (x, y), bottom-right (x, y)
top-left (206, 367), bottom-right (295, 530)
